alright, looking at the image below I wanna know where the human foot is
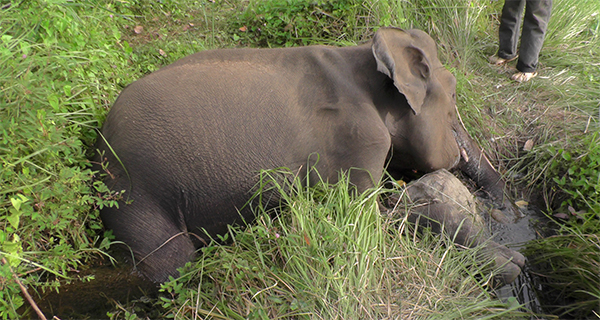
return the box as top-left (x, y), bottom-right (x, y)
top-left (511, 71), bottom-right (538, 82)
top-left (489, 55), bottom-right (518, 66)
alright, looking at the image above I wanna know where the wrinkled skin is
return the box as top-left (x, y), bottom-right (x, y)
top-left (95, 27), bottom-right (516, 282)
top-left (397, 170), bottom-right (525, 285)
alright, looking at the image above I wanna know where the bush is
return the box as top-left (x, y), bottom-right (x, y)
top-left (0, 0), bottom-right (139, 317)
top-left (227, 0), bottom-right (370, 47)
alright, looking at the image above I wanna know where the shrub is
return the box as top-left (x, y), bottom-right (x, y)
top-left (227, 0), bottom-right (374, 47)
top-left (0, 0), bottom-right (138, 317)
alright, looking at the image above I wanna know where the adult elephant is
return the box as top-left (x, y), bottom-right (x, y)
top-left (94, 27), bottom-right (518, 283)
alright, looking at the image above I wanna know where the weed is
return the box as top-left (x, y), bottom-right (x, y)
top-left (227, 0), bottom-right (369, 47)
top-left (0, 0), bottom-right (138, 317)
top-left (550, 132), bottom-right (600, 212)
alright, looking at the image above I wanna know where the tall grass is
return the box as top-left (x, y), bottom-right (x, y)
top-left (155, 172), bottom-right (519, 320)
top-left (386, 0), bottom-right (493, 69)
top-left (524, 228), bottom-right (600, 318)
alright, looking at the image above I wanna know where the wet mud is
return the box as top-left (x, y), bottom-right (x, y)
top-left (20, 260), bottom-right (158, 319)
top-left (481, 197), bottom-right (556, 318)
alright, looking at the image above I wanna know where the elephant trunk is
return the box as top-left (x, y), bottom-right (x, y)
top-left (453, 107), bottom-right (522, 222)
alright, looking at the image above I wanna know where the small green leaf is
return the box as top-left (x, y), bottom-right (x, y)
top-left (507, 296), bottom-right (520, 309)
top-left (123, 40), bottom-right (133, 55)
top-left (1, 34), bottom-right (13, 43)
top-left (3, 235), bottom-right (22, 268)
top-left (7, 211), bottom-right (20, 229)
top-left (10, 194), bottom-right (28, 211)
top-left (48, 94), bottom-right (60, 112)
top-left (10, 198), bottom-right (21, 211)
top-left (63, 84), bottom-right (72, 96)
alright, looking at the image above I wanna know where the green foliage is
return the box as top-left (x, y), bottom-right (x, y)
top-left (0, 0), bottom-right (139, 317)
top-left (545, 0), bottom-right (600, 44)
top-left (530, 132), bottom-right (600, 319)
top-left (524, 229), bottom-right (600, 318)
top-left (228, 0), bottom-right (371, 47)
top-left (551, 133), bottom-right (600, 214)
top-left (395, 0), bottom-right (494, 68)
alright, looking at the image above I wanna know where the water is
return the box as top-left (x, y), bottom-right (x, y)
top-left (21, 261), bottom-right (157, 319)
top-left (487, 204), bottom-right (553, 318)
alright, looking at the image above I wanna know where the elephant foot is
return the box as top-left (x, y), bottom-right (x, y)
top-left (486, 241), bottom-right (526, 268)
top-left (483, 241), bottom-right (526, 286)
top-left (493, 255), bottom-right (522, 286)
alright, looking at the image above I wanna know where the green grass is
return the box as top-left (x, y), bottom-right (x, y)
top-left (155, 172), bottom-right (519, 320)
top-left (1, 0), bottom-right (599, 319)
top-left (524, 225), bottom-right (600, 318)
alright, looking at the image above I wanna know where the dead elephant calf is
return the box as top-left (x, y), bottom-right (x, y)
top-left (387, 169), bottom-right (525, 285)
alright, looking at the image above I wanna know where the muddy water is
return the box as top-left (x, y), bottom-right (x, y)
top-left (21, 261), bottom-right (157, 319)
top-left (486, 204), bottom-right (551, 317)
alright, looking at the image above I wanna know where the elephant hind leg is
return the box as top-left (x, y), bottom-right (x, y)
top-left (101, 196), bottom-right (196, 283)
top-left (132, 227), bottom-right (196, 283)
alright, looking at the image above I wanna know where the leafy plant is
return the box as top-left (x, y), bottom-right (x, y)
top-left (0, 0), bottom-right (139, 317)
top-left (550, 133), bottom-right (600, 212)
top-left (228, 0), bottom-right (370, 47)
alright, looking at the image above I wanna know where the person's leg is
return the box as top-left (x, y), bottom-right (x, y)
top-left (497, 0), bottom-right (526, 60)
top-left (515, 0), bottom-right (553, 73)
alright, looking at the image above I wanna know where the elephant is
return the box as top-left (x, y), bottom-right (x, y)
top-left (390, 169), bottom-right (525, 286)
top-left (94, 27), bottom-right (519, 283)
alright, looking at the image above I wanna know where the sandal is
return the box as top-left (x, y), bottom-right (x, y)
top-left (489, 55), bottom-right (518, 66)
top-left (511, 71), bottom-right (538, 83)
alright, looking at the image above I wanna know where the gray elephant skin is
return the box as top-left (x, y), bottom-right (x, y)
top-left (94, 27), bottom-right (514, 282)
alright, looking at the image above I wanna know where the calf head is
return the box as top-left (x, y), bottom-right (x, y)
top-left (372, 28), bottom-right (460, 173)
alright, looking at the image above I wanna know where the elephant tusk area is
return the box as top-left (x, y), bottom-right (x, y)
top-left (461, 148), bottom-right (469, 162)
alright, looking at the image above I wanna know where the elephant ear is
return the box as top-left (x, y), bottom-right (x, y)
top-left (372, 27), bottom-right (431, 115)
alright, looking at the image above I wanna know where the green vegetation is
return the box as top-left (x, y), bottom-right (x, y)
top-left (0, 1), bottom-right (137, 318)
top-left (155, 173), bottom-right (519, 319)
top-left (1, 0), bottom-right (598, 319)
top-left (524, 224), bottom-right (599, 318)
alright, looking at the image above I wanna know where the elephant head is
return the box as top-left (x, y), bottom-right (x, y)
top-left (371, 28), bottom-right (460, 172)
top-left (371, 28), bottom-right (519, 221)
